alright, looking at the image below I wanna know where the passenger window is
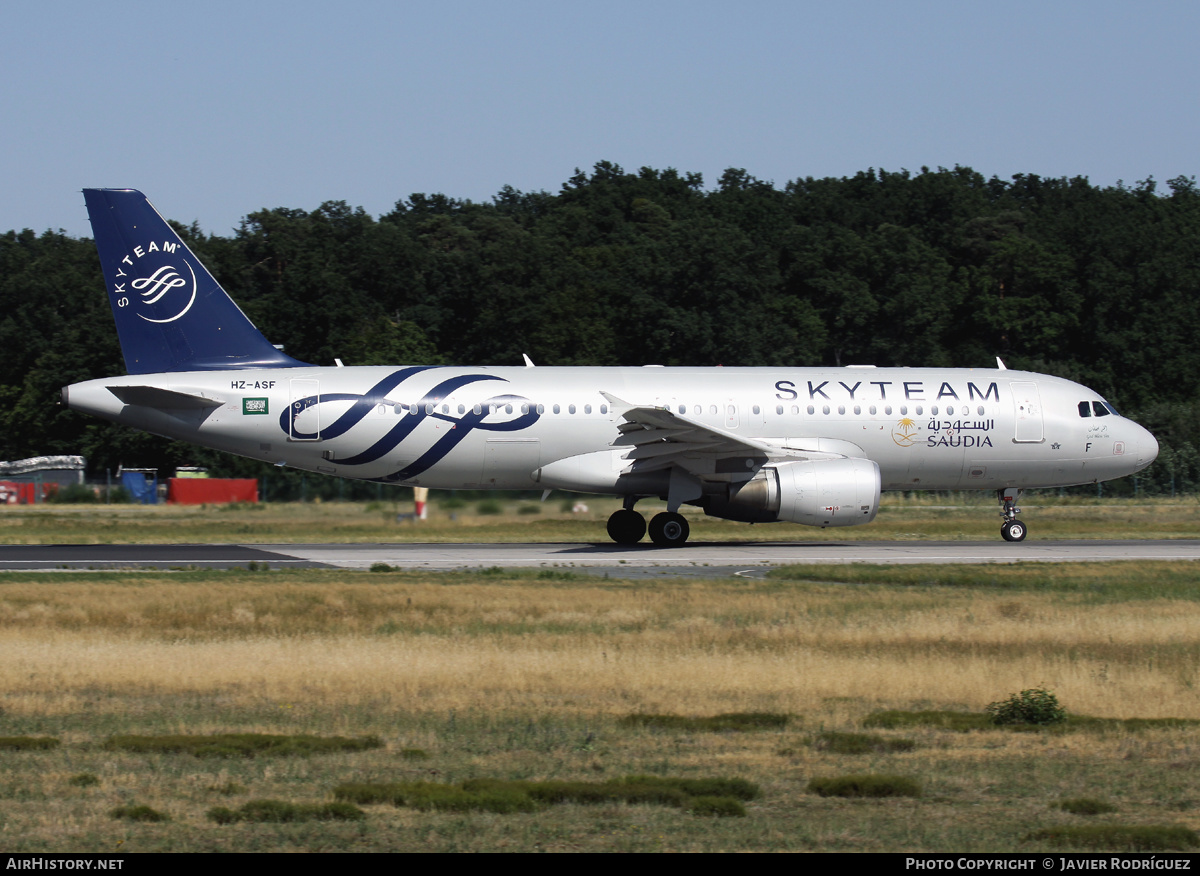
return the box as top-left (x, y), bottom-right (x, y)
top-left (522, 404), bottom-right (530, 414)
top-left (806, 405), bottom-right (815, 415)
top-left (678, 405), bottom-right (686, 414)
top-left (536, 404), bottom-right (544, 414)
top-left (752, 405), bottom-right (761, 415)
top-left (553, 404), bottom-right (561, 414)
top-left (977, 406), bottom-right (985, 416)
top-left (425, 403), bottom-right (434, 415)
top-left (1092, 402), bottom-right (1109, 417)
top-left (441, 404), bottom-right (449, 414)
top-left (709, 405), bottom-right (718, 415)
top-left (600, 404), bottom-right (607, 414)
top-left (569, 404), bottom-right (576, 414)
top-left (837, 405), bottom-right (845, 415)
top-left (885, 405), bottom-right (892, 416)
top-left (393, 404), bottom-right (403, 415)
top-left (458, 404), bottom-right (465, 414)
top-left (776, 405), bottom-right (784, 415)
top-left (584, 404), bottom-right (592, 414)
top-left (504, 404), bottom-right (512, 414)
top-left (931, 405), bottom-right (938, 416)
top-left (822, 405), bottom-right (830, 415)
top-left (900, 406), bottom-right (907, 416)
top-left (946, 405), bottom-right (954, 416)
top-left (869, 405), bottom-right (877, 415)
top-left (694, 405), bottom-right (702, 415)
top-left (853, 405), bottom-right (861, 415)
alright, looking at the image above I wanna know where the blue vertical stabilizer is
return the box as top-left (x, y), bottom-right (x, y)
top-left (83, 188), bottom-right (310, 374)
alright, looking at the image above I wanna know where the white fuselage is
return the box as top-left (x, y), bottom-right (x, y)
top-left (64, 364), bottom-right (1157, 496)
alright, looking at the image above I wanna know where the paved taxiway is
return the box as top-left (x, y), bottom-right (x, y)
top-left (5, 540), bottom-right (1200, 576)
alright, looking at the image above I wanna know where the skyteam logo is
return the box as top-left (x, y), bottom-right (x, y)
top-left (111, 240), bottom-right (198, 324)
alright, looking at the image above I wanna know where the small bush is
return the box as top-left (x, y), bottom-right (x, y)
top-left (0, 737), bottom-right (60, 751)
top-left (68, 773), bottom-right (100, 787)
top-left (689, 796), bottom-right (746, 817)
top-left (111, 804), bottom-right (170, 822)
top-left (336, 775), bottom-right (759, 815)
top-left (812, 731), bottom-right (917, 754)
top-left (208, 799), bottom-right (364, 824)
top-left (864, 709), bottom-right (1198, 734)
top-left (399, 748), bottom-right (429, 760)
top-left (476, 500), bottom-right (503, 515)
top-left (103, 733), bottom-right (383, 758)
top-left (46, 484), bottom-right (99, 504)
top-left (1026, 825), bottom-right (1198, 850)
top-left (337, 781), bottom-right (536, 814)
top-left (1057, 797), bottom-right (1117, 816)
top-left (808, 774), bottom-right (921, 798)
top-left (610, 776), bottom-right (760, 801)
top-left (620, 712), bottom-right (789, 732)
top-left (517, 504), bottom-right (542, 515)
top-left (369, 562), bottom-right (397, 572)
top-left (207, 806), bottom-right (240, 825)
top-left (987, 687), bottom-right (1066, 726)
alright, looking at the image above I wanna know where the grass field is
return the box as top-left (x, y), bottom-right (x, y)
top-left (5, 490), bottom-right (1200, 543)
top-left (0, 534), bottom-right (1198, 851)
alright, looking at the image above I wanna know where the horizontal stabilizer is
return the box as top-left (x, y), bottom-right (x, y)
top-left (107, 385), bottom-right (224, 409)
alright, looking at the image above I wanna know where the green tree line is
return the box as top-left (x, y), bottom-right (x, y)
top-left (3, 163), bottom-right (1198, 494)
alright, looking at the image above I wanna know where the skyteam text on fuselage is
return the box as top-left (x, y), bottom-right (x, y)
top-left (62, 189), bottom-right (1159, 545)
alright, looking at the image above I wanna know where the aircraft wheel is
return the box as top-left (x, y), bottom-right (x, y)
top-left (648, 512), bottom-right (690, 547)
top-left (1001, 520), bottom-right (1027, 542)
top-left (607, 509), bottom-right (646, 544)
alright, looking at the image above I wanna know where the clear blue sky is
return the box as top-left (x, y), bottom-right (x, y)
top-left (3, 0), bottom-right (1196, 237)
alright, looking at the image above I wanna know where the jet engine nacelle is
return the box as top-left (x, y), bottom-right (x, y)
top-left (703, 457), bottom-right (881, 527)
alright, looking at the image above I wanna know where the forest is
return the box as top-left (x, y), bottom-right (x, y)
top-left (2, 162), bottom-right (1198, 496)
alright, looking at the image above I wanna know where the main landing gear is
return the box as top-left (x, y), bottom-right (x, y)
top-left (998, 488), bottom-right (1027, 542)
top-left (606, 501), bottom-right (690, 546)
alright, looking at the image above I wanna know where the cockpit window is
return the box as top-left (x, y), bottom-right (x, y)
top-left (1092, 401), bottom-right (1110, 417)
top-left (1078, 401), bottom-right (1091, 418)
top-left (1104, 402), bottom-right (1119, 416)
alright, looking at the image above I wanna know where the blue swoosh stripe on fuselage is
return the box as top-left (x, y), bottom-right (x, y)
top-left (327, 373), bottom-right (507, 466)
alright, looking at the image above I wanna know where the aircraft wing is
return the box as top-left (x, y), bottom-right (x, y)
top-left (601, 392), bottom-right (854, 480)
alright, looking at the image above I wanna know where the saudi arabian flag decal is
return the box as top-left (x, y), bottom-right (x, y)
top-left (243, 397), bottom-right (269, 415)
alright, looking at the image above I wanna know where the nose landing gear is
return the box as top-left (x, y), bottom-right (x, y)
top-left (999, 488), bottom-right (1027, 542)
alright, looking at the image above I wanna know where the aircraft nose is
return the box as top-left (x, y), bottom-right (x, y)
top-left (1137, 424), bottom-right (1159, 469)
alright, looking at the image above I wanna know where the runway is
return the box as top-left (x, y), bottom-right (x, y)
top-left (4, 540), bottom-right (1200, 576)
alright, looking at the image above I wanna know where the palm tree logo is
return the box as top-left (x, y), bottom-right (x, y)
top-left (892, 417), bottom-right (918, 447)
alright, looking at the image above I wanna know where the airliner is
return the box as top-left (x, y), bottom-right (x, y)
top-left (62, 189), bottom-right (1159, 545)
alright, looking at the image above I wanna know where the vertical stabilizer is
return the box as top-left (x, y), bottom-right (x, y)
top-left (83, 188), bottom-right (309, 374)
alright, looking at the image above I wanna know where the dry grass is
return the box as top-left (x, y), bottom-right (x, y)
top-left (0, 564), bottom-right (1197, 719)
top-left (0, 561), bottom-right (1198, 851)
